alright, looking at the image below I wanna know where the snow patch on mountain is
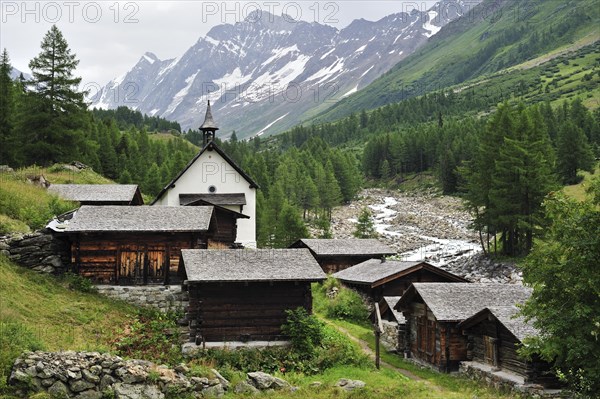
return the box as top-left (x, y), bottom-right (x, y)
top-left (255, 112), bottom-right (289, 136)
top-left (423, 11), bottom-right (441, 38)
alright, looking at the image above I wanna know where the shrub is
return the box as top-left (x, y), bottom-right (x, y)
top-left (281, 307), bottom-right (324, 358)
top-left (326, 288), bottom-right (369, 323)
top-left (63, 272), bottom-right (97, 293)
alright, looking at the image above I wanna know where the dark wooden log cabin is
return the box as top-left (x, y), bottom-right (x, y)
top-left (333, 259), bottom-right (467, 302)
top-left (183, 199), bottom-right (249, 247)
top-left (289, 239), bottom-right (395, 274)
top-left (458, 306), bottom-right (560, 387)
top-left (395, 283), bottom-right (532, 372)
top-left (48, 184), bottom-right (144, 205)
top-left (64, 205), bottom-right (245, 285)
top-left (180, 248), bottom-right (326, 343)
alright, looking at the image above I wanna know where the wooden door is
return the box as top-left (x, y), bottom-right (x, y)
top-left (118, 246), bottom-right (144, 285)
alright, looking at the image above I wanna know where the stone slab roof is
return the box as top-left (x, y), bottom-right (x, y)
top-left (65, 205), bottom-right (213, 233)
top-left (383, 296), bottom-right (405, 324)
top-left (179, 193), bottom-right (247, 206)
top-left (181, 248), bottom-right (326, 282)
top-left (48, 184), bottom-right (139, 203)
top-left (333, 259), bottom-right (421, 285)
top-left (460, 306), bottom-right (538, 342)
top-left (397, 283), bottom-right (532, 322)
top-left (292, 239), bottom-right (395, 257)
top-left (333, 259), bottom-right (466, 286)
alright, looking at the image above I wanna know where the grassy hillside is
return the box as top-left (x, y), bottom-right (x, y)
top-left (0, 256), bottom-right (136, 387)
top-left (313, 0), bottom-right (599, 123)
top-left (563, 163), bottom-right (600, 201)
top-left (0, 165), bottom-right (112, 234)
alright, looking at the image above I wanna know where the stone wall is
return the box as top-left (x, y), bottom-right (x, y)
top-left (9, 351), bottom-right (229, 399)
top-left (459, 361), bottom-right (564, 398)
top-left (380, 320), bottom-right (399, 352)
top-left (95, 285), bottom-right (187, 313)
top-left (0, 230), bottom-right (70, 274)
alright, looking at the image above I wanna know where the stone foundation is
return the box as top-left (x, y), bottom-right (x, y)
top-left (1, 230), bottom-right (70, 274)
top-left (459, 361), bottom-right (566, 398)
top-left (94, 285), bottom-right (187, 313)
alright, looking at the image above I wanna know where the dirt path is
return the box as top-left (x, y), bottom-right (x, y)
top-left (320, 319), bottom-right (432, 384)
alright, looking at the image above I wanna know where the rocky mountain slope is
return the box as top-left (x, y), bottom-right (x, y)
top-left (314, 0), bottom-right (600, 123)
top-left (91, 0), bottom-right (477, 138)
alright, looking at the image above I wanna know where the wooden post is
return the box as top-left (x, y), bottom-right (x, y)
top-left (374, 302), bottom-right (384, 370)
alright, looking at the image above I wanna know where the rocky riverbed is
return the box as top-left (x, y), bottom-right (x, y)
top-left (330, 188), bottom-right (522, 284)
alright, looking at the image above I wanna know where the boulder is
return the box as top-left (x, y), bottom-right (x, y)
top-left (48, 380), bottom-right (71, 397)
top-left (211, 368), bottom-right (230, 389)
top-left (247, 371), bottom-right (290, 390)
top-left (113, 383), bottom-right (165, 399)
top-left (335, 378), bottom-right (366, 391)
top-left (234, 381), bottom-right (260, 395)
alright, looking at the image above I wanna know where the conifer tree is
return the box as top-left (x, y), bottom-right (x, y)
top-left (556, 121), bottom-right (595, 184)
top-left (16, 25), bottom-right (88, 165)
top-left (0, 48), bottom-right (14, 164)
top-left (353, 207), bottom-right (378, 238)
top-left (275, 202), bottom-right (309, 247)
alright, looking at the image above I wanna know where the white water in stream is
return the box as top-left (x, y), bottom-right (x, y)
top-left (364, 197), bottom-right (481, 267)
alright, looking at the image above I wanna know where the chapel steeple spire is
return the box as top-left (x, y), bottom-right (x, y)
top-left (200, 100), bottom-right (219, 145)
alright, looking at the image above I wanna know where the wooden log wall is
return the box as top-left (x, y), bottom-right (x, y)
top-left (318, 257), bottom-right (358, 274)
top-left (465, 320), bottom-right (560, 386)
top-left (187, 281), bottom-right (312, 342)
top-left (406, 301), bottom-right (468, 371)
top-left (71, 233), bottom-right (206, 284)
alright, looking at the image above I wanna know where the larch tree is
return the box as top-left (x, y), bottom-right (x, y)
top-left (16, 25), bottom-right (89, 165)
top-left (556, 121), bottom-right (595, 184)
top-left (0, 48), bottom-right (14, 165)
top-left (353, 207), bottom-right (378, 238)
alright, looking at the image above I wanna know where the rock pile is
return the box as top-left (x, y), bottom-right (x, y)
top-left (1, 230), bottom-right (69, 274)
top-left (331, 188), bottom-right (477, 253)
top-left (442, 253), bottom-right (523, 284)
top-left (330, 189), bottom-right (522, 284)
top-left (9, 351), bottom-right (229, 399)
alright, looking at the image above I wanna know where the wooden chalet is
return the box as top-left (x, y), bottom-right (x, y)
top-left (64, 205), bottom-right (246, 285)
top-left (458, 306), bottom-right (559, 387)
top-left (333, 259), bottom-right (467, 302)
top-left (289, 238), bottom-right (395, 274)
top-left (180, 248), bottom-right (326, 343)
top-left (48, 184), bottom-right (143, 205)
top-left (395, 283), bottom-right (532, 372)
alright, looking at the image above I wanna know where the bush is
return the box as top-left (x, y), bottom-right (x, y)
top-left (281, 307), bottom-right (324, 358)
top-left (326, 288), bottom-right (370, 323)
top-left (62, 272), bottom-right (97, 293)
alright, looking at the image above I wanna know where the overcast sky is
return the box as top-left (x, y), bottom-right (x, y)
top-left (1, 1), bottom-right (437, 87)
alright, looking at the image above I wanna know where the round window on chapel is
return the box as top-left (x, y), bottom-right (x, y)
top-left (208, 185), bottom-right (217, 193)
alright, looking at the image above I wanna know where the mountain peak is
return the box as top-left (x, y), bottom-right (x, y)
top-left (140, 52), bottom-right (160, 64)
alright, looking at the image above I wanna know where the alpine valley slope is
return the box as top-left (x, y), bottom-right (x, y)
top-left (91, 0), bottom-right (480, 139)
top-left (313, 0), bottom-right (600, 123)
